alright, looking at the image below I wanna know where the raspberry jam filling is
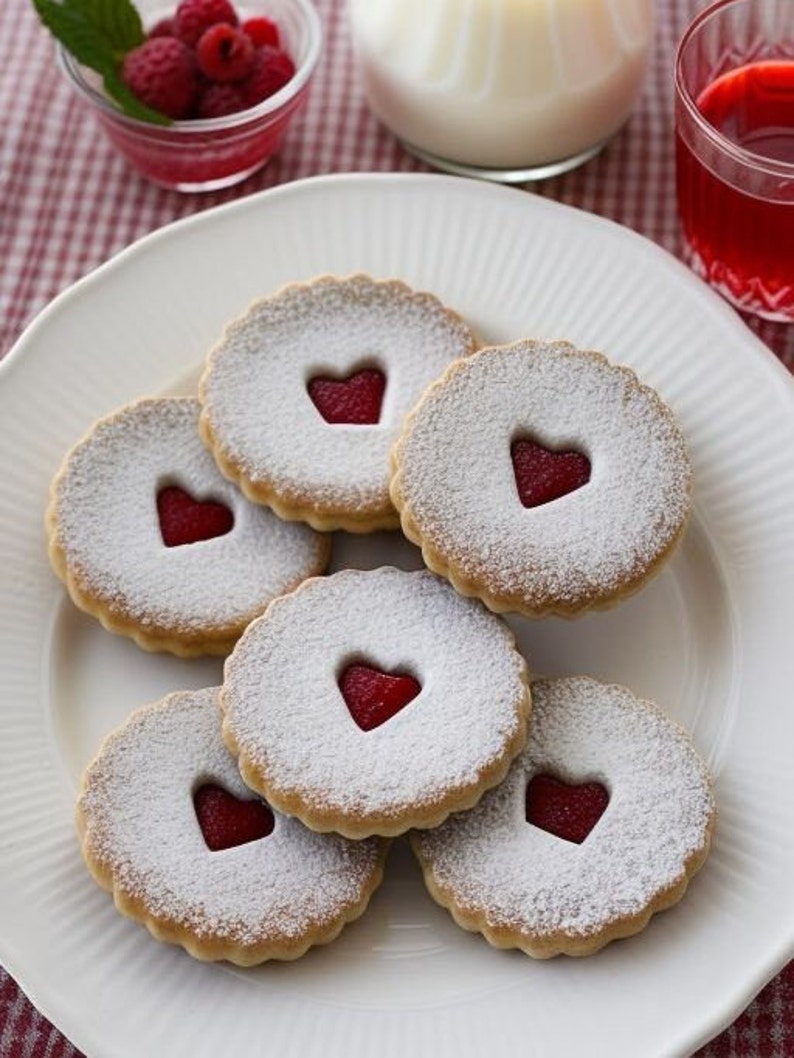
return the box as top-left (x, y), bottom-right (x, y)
top-left (193, 783), bottom-right (274, 851)
top-left (157, 485), bottom-right (234, 547)
top-left (525, 774), bottom-right (609, 844)
top-left (511, 439), bottom-right (591, 508)
top-left (339, 663), bottom-right (421, 731)
top-left (308, 369), bottom-right (386, 425)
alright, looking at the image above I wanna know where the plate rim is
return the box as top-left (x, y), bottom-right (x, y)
top-left (3, 172), bottom-right (793, 390)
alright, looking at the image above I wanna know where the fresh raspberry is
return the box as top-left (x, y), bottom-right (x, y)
top-left (196, 23), bottom-right (255, 83)
top-left (147, 16), bottom-right (176, 38)
top-left (241, 16), bottom-right (280, 48)
top-left (121, 37), bottom-right (200, 120)
top-left (196, 82), bottom-right (247, 118)
top-left (174, 0), bottom-right (238, 47)
top-left (240, 45), bottom-right (296, 106)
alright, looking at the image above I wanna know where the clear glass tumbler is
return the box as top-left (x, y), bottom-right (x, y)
top-left (675, 0), bottom-right (794, 322)
top-left (349, 0), bottom-right (653, 183)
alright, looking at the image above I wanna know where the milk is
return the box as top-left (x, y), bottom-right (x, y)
top-left (349, 0), bottom-right (653, 172)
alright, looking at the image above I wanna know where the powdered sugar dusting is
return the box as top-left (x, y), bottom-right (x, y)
top-left (79, 688), bottom-right (383, 948)
top-left (414, 676), bottom-right (714, 939)
top-left (221, 567), bottom-right (528, 822)
top-left (50, 397), bottom-right (326, 635)
top-left (199, 276), bottom-right (476, 512)
top-left (395, 341), bottom-right (692, 611)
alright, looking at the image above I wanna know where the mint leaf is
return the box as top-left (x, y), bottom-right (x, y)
top-left (32, 0), bottom-right (121, 70)
top-left (63, 0), bottom-right (145, 55)
top-left (32, 0), bottom-right (172, 126)
top-left (102, 67), bottom-right (172, 125)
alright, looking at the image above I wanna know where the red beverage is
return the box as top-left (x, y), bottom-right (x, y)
top-left (676, 60), bottom-right (794, 320)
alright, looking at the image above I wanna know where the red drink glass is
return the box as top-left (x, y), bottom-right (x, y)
top-left (675, 0), bottom-right (794, 322)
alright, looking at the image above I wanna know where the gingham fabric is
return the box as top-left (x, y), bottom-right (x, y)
top-left (0, 0), bottom-right (792, 1055)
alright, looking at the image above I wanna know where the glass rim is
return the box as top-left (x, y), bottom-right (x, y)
top-left (674, 0), bottom-right (794, 180)
top-left (58, 0), bottom-right (322, 136)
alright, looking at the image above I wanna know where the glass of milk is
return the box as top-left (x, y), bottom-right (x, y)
top-left (348, 0), bottom-right (653, 182)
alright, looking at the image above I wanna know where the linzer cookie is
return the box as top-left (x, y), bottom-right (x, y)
top-left (219, 567), bottom-right (531, 838)
top-left (198, 274), bottom-right (477, 532)
top-left (47, 396), bottom-right (329, 656)
top-left (77, 687), bottom-right (387, 965)
top-left (391, 339), bottom-right (693, 617)
top-left (412, 676), bottom-right (715, 958)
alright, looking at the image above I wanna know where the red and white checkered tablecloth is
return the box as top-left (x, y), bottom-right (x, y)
top-left (0, 0), bottom-right (792, 1054)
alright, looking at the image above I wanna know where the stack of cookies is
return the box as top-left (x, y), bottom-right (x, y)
top-left (46, 275), bottom-right (715, 967)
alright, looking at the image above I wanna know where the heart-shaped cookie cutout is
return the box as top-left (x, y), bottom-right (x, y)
top-left (308, 368), bottom-right (386, 425)
top-left (526, 774), bottom-right (609, 844)
top-left (157, 486), bottom-right (234, 548)
top-left (511, 439), bottom-right (591, 508)
top-left (194, 783), bottom-right (274, 851)
top-left (339, 663), bottom-right (421, 731)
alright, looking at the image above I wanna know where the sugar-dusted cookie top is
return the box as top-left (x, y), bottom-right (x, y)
top-left (47, 396), bottom-right (329, 656)
top-left (77, 687), bottom-right (387, 964)
top-left (220, 566), bottom-right (531, 838)
top-left (391, 339), bottom-right (693, 617)
top-left (198, 274), bottom-right (477, 532)
top-left (412, 676), bottom-right (715, 958)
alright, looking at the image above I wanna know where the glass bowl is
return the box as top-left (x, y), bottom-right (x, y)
top-left (58, 0), bottom-right (322, 192)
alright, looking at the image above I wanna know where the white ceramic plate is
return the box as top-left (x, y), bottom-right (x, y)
top-left (2, 174), bottom-right (794, 1058)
